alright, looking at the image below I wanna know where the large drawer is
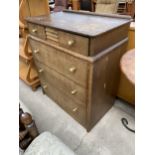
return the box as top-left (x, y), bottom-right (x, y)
top-left (40, 78), bottom-right (86, 127)
top-left (35, 60), bottom-right (87, 105)
top-left (29, 38), bottom-right (88, 88)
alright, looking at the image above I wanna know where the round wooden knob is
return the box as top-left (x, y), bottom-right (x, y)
top-left (38, 68), bottom-right (43, 73)
top-left (71, 89), bottom-right (77, 95)
top-left (72, 107), bottom-right (78, 112)
top-left (20, 113), bottom-right (32, 125)
top-left (34, 49), bottom-right (39, 54)
top-left (43, 85), bottom-right (47, 89)
top-left (68, 40), bottom-right (75, 46)
top-left (69, 67), bottom-right (76, 73)
top-left (32, 28), bottom-right (37, 33)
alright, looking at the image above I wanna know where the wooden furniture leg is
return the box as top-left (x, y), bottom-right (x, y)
top-left (19, 104), bottom-right (39, 150)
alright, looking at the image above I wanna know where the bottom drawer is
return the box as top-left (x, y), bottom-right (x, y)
top-left (41, 80), bottom-right (86, 127)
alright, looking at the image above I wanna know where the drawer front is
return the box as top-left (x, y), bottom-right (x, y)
top-left (58, 31), bottom-right (89, 56)
top-left (28, 23), bottom-right (46, 39)
top-left (40, 78), bottom-right (86, 127)
top-left (29, 38), bottom-right (88, 87)
top-left (35, 60), bottom-right (87, 105)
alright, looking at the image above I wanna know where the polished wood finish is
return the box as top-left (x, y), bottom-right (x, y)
top-left (72, 0), bottom-right (80, 10)
top-left (117, 49), bottom-right (135, 104)
top-left (120, 49), bottom-right (135, 84)
top-left (117, 22), bottom-right (135, 104)
top-left (19, 106), bottom-right (39, 150)
top-left (19, 0), bottom-right (50, 90)
top-left (19, 0), bottom-right (49, 26)
top-left (27, 11), bottom-right (131, 131)
top-left (19, 130), bottom-right (28, 141)
top-left (20, 112), bottom-right (39, 139)
top-left (20, 137), bottom-right (32, 150)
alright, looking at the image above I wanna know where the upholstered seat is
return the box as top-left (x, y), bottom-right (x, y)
top-left (95, 0), bottom-right (118, 14)
top-left (24, 132), bottom-right (76, 155)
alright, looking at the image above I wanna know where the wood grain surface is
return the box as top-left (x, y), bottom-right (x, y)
top-left (120, 48), bottom-right (135, 85)
top-left (26, 10), bottom-right (131, 37)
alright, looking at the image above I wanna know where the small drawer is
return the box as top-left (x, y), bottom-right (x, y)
top-left (28, 23), bottom-right (46, 39)
top-left (41, 80), bottom-right (86, 127)
top-left (29, 38), bottom-right (88, 88)
top-left (58, 31), bottom-right (89, 56)
top-left (35, 60), bottom-right (87, 104)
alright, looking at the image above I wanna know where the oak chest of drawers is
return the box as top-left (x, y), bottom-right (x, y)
top-left (27, 10), bottom-right (131, 131)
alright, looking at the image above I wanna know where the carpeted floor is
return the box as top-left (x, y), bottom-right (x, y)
top-left (19, 80), bottom-right (135, 155)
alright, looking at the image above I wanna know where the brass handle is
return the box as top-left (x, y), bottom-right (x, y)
top-left (32, 28), bottom-right (37, 33)
top-left (71, 89), bottom-right (77, 95)
top-left (72, 107), bottom-right (78, 112)
top-left (68, 40), bottom-right (75, 46)
top-left (43, 85), bottom-right (47, 89)
top-left (69, 67), bottom-right (76, 73)
top-left (34, 49), bottom-right (39, 54)
top-left (38, 68), bottom-right (43, 73)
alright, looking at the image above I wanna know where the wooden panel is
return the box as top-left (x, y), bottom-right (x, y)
top-left (19, 0), bottom-right (31, 26)
top-left (35, 60), bottom-right (87, 105)
top-left (59, 31), bottom-right (89, 56)
top-left (41, 79), bottom-right (86, 127)
top-left (88, 41), bottom-right (127, 129)
top-left (19, 0), bottom-right (49, 26)
top-left (28, 0), bottom-right (50, 16)
top-left (90, 24), bottom-right (129, 56)
top-left (29, 38), bottom-right (88, 88)
top-left (28, 23), bottom-right (46, 39)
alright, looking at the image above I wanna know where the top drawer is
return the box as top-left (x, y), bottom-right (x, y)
top-left (28, 23), bottom-right (46, 39)
top-left (58, 31), bottom-right (89, 56)
top-left (28, 24), bottom-right (89, 56)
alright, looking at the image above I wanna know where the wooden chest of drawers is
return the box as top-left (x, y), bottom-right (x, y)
top-left (27, 10), bottom-right (131, 131)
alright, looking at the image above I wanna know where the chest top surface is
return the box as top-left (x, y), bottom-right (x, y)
top-left (26, 10), bottom-right (131, 37)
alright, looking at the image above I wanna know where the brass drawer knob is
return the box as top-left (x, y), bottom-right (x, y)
top-left (72, 107), bottom-right (78, 112)
top-left (43, 85), bottom-right (47, 89)
top-left (68, 40), bottom-right (75, 46)
top-left (71, 89), bottom-right (77, 95)
top-left (38, 68), bottom-right (44, 73)
top-left (69, 67), bottom-right (76, 73)
top-left (32, 28), bottom-right (37, 33)
top-left (34, 49), bottom-right (39, 54)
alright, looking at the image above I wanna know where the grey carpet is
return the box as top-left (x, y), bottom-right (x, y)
top-left (19, 80), bottom-right (135, 155)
